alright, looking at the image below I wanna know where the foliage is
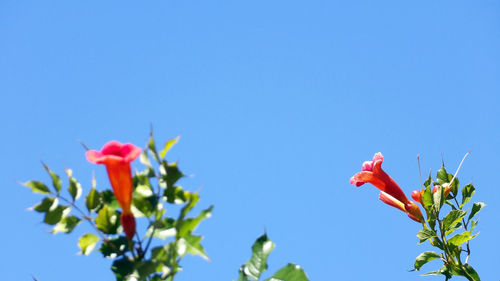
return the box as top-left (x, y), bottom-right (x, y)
top-left (236, 234), bottom-right (309, 281)
top-left (26, 132), bottom-right (213, 281)
top-left (412, 163), bottom-right (484, 281)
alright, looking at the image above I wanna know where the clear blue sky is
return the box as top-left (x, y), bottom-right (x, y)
top-left (1, 1), bottom-right (499, 280)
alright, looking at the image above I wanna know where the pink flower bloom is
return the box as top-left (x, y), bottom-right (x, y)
top-left (86, 141), bottom-right (141, 240)
top-left (351, 153), bottom-right (424, 223)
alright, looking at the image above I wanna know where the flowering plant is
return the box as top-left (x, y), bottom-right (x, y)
top-left (351, 153), bottom-right (483, 281)
top-left (24, 131), bottom-right (310, 281)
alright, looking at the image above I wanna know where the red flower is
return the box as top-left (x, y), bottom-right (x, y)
top-left (86, 141), bottom-right (141, 240)
top-left (350, 153), bottom-right (424, 223)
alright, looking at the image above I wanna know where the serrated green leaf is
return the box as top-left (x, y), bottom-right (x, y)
top-left (264, 264), bottom-right (309, 281)
top-left (448, 231), bottom-right (478, 247)
top-left (100, 190), bottom-right (120, 210)
top-left (436, 166), bottom-right (449, 184)
top-left (461, 184), bottom-right (475, 208)
top-left (99, 236), bottom-right (129, 258)
top-left (160, 162), bottom-right (184, 191)
top-left (111, 257), bottom-right (135, 279)
top-left (468, 202), bottom-right (485, 221)
top-left (66, 169), bottom-right (82, 201)
top-left (32, 197), bottom-right (58, 213)
top-left (133, 174), bottom-right (154, 197)
top-left (132, 196), bottom-right (156, 217)
top-left (417, 229), bottom-right (436, 244)
top-left (238, 234), bottom-right (276, 281)
top-left (414, 251), bottom-right (441, 270)
top-left (52, 215), bottom-right (81, 234)
top-left (78, 233), bottom-right (99, 255)
top-left (24, 181), bottom-right (50, 194)
top-left (160, 136), bottom-right (180, 159)
top-left (164, 185), bottom-right (190, 204)
top-left (442, 210), bottom-right (467, 231)
top-left (177, 205), bottom-right (213, 238)
top-left (42, 163), bottom-right (62, 193)
top-left (146, 218), bottom-right (177, 239)
top-left (44, 205), bottom-right (68, 225)
top-left (86, 187), bottom-right (101, 213)
top-left (177, 233), bottom-right (210, 260)
top-left (96, 205), bottom-right (120, 234)
top-left (463, 264), bottom-right (481, 281)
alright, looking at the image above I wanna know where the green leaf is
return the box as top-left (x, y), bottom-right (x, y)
top-left (160, 162), bottom-right (184, 190)
top-left (86, 187), bottom-right (101, 213)
top-left (111, 257), bottom-right (135, 280)
top-left (99, 236), bottom-right (129, 258)
top-left (95, 205), bottom-right (120, 234)
top-left (146, 217), bottom-right (177, 239)
top-left (44, 205), bottom-right (68, 225)
top-left (414, 251), bottom-right (441, 270)
top-left (421, 265), bottom-right (451, 278)
top-left (52, 215), bottom-right (81, 234)
top-left (24, 181), bottom-right (50, 194)
top-left (100, 190), bottom-right (120, 210)
top-left (238, 234), bottom-right (276, 281)
top-left (442, 210), bottom-right (467, 231)
top-left (433, 185), bottom-right (444, 213)
top-left (32, 197), bottom-right (58, 213)
top-left (164, 185), bottom-right (190, 204)
top-left (160, 136), bottom-right (180, 159)
top-left (42, 163), bottom-right (62, 193)
top-left (424, 174), bottom-right (433, 188)
top-left (148, 132), bottom-right (161, 163)
top-left (264, 264), bottom-right (310, 281)
top-left (177, 205), bottom-right (213, 238)
top-left (66, 169), bottom-right (82, 201)
top-left (417, 229), bottom-right (436, 244)
top-left (133, 174), bottom-right (154, 197)
top-left (448, 231), bottom-right (478, 247)
top-left (178, 192), bottom-right (199, 221)
top-left (78, 233), bottom-right (100, 255)
top-left (463, 264), bottom-right (481, 281)
top-left (422, 185), bottom-right (433, 214)
top-left (436, 166), bottom-right (449, 185)
top-left (461, 184), bottom-right (475, 208)
top-left (468, 202), bottom-right (485, 221)
top-left (132, 196), bottom-right (156, 218)
top-left (177, 233), bottom-right (210, 260)
top-left (470, 220), bottom-right (478, 232)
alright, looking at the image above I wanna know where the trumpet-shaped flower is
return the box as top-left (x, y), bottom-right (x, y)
top-left (86, 141), bottom-right (141, 240)
top-left (350, 152), bottom-right (424, 223)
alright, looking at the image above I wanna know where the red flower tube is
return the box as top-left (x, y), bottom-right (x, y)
top-left (86, 141), bottom-right (141, 240)
top-left (350, 152), bottom-right (424, 223)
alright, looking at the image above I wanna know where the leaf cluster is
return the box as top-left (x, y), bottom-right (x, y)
top-left (236, 234), bottom-right (310, 281)
top-left (26, 132), bottom-right (213, 281)
top-left (413, 165), bottom-right (484, 281)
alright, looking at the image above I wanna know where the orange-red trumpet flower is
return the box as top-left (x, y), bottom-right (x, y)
top-left (86, 141), bottom-right (141, 240)
top-left (350, 153), bottom-right (424, 223)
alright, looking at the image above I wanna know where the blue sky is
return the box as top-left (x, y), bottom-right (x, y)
top-left (1, 1), bottom-right (499, 280)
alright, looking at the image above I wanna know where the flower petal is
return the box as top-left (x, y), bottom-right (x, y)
top-left (372, 152), bottom-right (384, 164)
top-left (101, 141), bottom-right (125, 157)
top-left (362, 161), bottom-right (373, 171)
top-left (86, 150), bottom-right (105, 164)
top-left (379, 191), bottom-right (406, 212)
top-left (121, 143), bottom-right (142, 163)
